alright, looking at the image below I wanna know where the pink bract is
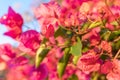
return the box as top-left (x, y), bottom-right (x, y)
top-left (6, 63), bottom-right (48, 80)
top-left (100, 41), bottom-right (112, 53)
top-left (18, 30), bottom-right (41, 53)
top-left (45, 24), bottom-right (55, 38)
top-left (0, 0), bottom-right (120, 80)
top-left (0, 44), bottom-right (16, 61)
top-left (0, 7), bottom-right (23, 28)
top-left (0, 7), bottom-right (23, 38)
top-left (34, 1), bottom-right (60, 34)
top-left (100, 60), bottom-right (113, 74)
top-left (100, 59), bottom-right (120, 80)
top-left (77, 50), bottom-right (101, 73)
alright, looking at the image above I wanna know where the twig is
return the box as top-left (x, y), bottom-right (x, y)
top-left (114, 49), bottom-right (120, 59)
top-left (113, 36), bottom-right (120, 42)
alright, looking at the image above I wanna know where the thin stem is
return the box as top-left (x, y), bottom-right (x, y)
top-left (23, 24), bottom-right (31, 29)
top-left (17, 52), bottom-right (26, 57)
top-left (113, 36), bottom-right (120, 42)
top-left (114, 49), bottom-right (120, 59)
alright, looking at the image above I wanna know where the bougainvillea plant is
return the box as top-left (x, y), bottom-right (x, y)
top-left (0, 0), bottom-right (120, 80)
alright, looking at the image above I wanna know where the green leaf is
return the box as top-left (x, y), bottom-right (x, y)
top-left (81, 22), bottom-right (91, 31)
top-left (57, 48), bottom-right (70, 78)
top-left (35, 44), bottom-right (49, 68)
top-left (73, 56), bottom-right (81, 65)
top-left (88, 21), bottom-right (101, 29)
top-left (70, 37), bottom-right (82, 56)
top-left (101, 31), bottom-right (111, 40)
top-left (111, 21), bottom-right (119, 26)
top-left (109, 30), bottom-right (120, 41)
top-left (41, 38), bottom-right (48, 44)
top-left (68, 74), bottom-right (78, 80)
top-left (66, 30), bottom-right (73, 38)
top-left (54, 26), bottom-right (73, 39)
top-left (112, 40), bottom-right (120, 51)
top-left (100, 54), bottom-right (109, 60)
top-left (54, 26), bottom-right (67, 37)
top-left (100, 28), bottom-right (109, 35)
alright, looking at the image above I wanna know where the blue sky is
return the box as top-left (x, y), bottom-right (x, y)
top-left (0, 0), bottom-right (49, 45)
top-left (0, 0), bottom-right (32, 16)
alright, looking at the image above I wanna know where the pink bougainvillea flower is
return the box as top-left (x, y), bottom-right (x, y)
top-left (101, 59), bottom-right (120, 80)
top-left (82, 27), bottom-right (101, 46)
top-left (76, 71), bottom-right (90, 80)
top-left (34, 1), bottom-right (60, 34)
top-left (89, 32), bottom-right (100, 46)
top-left (30, 63), bottom-right (48, 80)
top-left (7, 63), bottom-right (48, 80)
top-left (58, 2), bottom-right (88, 27)
top-left (0, 7), bottom-right (23, 38)
top-left (105, 23), bottom-right (115, 31)
top-left (100, 60), bottom-right (113, 74)
top-left (82, 27), bottom-right (100, 40)
top-left (100, 41), bottom-right (112, 53)
top-left (63, 64), bottom-right (89, 80)
top-left (45, 24), bottom-right (55, 38)
top-left (61, 0), bottom-right (90, 9)
top-left (59, 9), bottom-right (83, 27)
top-left (18, 30), bottom-right (41, 53)
top-left (0, 7), bottom-right (23, 28)
top-left (0, 44), bottom-right (16, 61)
top-left (79, 2), bottom-right (90, 14)
top-left (62, 63), bottom-right (90, 80)
top-left (6, 64), bottom-right (32, 80)
top-left (77, 50), bottom-right (101, 73)
top-left (8, 56), bottom-right (29, 68)
top-left (111, 6), bottom-right (120, 16)
top-left (4, 28), bottom-right (21, 38)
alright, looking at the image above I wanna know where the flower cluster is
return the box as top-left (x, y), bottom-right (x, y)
top-left (0, 0), bottom-right (120, 80)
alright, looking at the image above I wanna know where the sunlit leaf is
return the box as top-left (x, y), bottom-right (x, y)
top-left (57, 48), bottom-right (70, 78)
top-left (54, 26), bottom-right (67, 37)
top-left (112, 40), bottom-right (120, 52)
top-left (109, 30), bottom-right (120, 41)
top-left (81, 22), bottom-right (91, 31)
top-left (68, 74), bottom-right (78, 80)
top-left (88, 21), bottom-right (101, 29)
top-left (101, 31), bottom-right (111, 40)
top-left (73, 56), bottom-right (81, 65)
top-left (35, 44), bottom-right (49, 68)
top-left (70, 37), bottom-right (82, 56)
top-left (111, 21), bottom-right (119, 26)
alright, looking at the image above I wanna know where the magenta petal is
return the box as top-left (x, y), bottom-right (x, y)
top-left (45, 24), bottom-right (54, 38)
top-left (8, 7), bottom-right (16, 16)
top-left (0, 6), bottom-right (23, 32)
top-left (100, 60), bottom-right (113, 74)
top-left (4, 30), bottom-right (20, 38)
top-left (36, 63), bottom-right (48, 79)
top-left (77, 50), bottom-right (101, 73)
top-left (8, 56), bottom-right (28, 68)
top-left (18, 30), bottom-right (41, 51)
top-left (0, 44), bottom-right (16, 60)
top-left (29, 64), bottom-right (48, 80)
